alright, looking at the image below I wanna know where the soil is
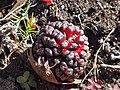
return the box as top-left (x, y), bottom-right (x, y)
top-left (0, 0), bottom-right (120, 90)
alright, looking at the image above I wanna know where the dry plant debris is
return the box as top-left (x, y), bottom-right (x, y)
top-left (0, 0), bottom-right (120, 90)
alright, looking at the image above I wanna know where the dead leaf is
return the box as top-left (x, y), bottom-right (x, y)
top-left (29, 48), bottom-right (81, 84)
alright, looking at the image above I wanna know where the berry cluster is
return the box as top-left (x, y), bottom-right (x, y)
top-left (32, 21), bottom-right (89, 82)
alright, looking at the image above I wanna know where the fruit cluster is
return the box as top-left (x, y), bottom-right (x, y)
top-left (32, 21), bottom-right (89, 82)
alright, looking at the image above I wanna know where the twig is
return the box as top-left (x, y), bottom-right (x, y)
top-left (93, 27), bottom-right (116, 71)
top-left (80, 67), bottom-right (94, 87)
top-left (101, 64), bottom-right (120, 69)
top-left (0, 48), bottom-right (15, 70)
top-left (0, 0), bottom-right (26, 21)
top-left (80, 27), bottom-right (116, 87)
top-left (97, 1), bottom-right (104, 10)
